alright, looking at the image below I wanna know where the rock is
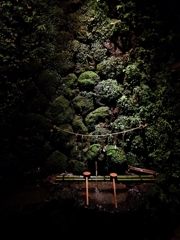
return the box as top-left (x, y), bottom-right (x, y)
top-left (51, 51), bottom-right (75, 74)
top-left (86, 144), bottom-right (101, 161)
top-left (78, 71), bottom-right (100, 90)
top-left (48, 95), bottom-right (74, 124)
top-left (105, 145), bottom-right (127, 174)
top-left (85, 106), bottom-right (109, 131)
top-left (72, 94), bottom-right (94, 116)
top-left (63, 73), bottom-right (78, 88)
top-left (72, 115), bottom-right (88, 133)
top-left (66, 160), bottom-right (85, 174)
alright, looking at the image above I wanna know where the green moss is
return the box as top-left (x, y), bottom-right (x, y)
top-left (49, 95), bottom-right (74, 124)
top-left (58, 74), bottom-right (78, 100)
top-left (66, 160), bottom-right (85, 174)
top-left (72, 94), bottom-right (94, 116)
top-left (72, 115), bottom-right (88, 133)
top-left (78, 71), bottom-right (100, 90)
top-left (50, 95), bottom-right (69, 113)
top-left (59, 86), bottom-right (76, 100)
top-left (106, 145), bottom-right (126, 163)
top-left (86, 144), bottom-right (101, 161)
top-left (105, 145), bottom-right (127, 174)
top-left (45, 150), bottom-right (68, 174)
top-left (85, 106), bottom-right (109, 131)
top-left (78, 71), bottom-right (100, 82)
top-left (64, 73), bottom-right (78, 87)
top-left (71, 39), bottom-right (81, 52)
top-left (78, 79), bottom-right (94, 90)
top-left (64, 87), bottom-right (75, 99)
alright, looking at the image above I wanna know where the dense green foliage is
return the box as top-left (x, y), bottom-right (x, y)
top-left (0, 0), bottom-right (180, 215)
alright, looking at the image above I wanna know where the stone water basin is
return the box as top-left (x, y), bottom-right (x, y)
top-left (58, 181), bottom-right (154, 211)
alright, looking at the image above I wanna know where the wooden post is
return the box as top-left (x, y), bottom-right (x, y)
top-left (110, 173), bottom-right (118, 209)
top-left (83, 171), bottom-right (91, 205)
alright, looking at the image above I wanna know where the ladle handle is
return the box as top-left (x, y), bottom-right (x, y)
top-left (113, 178), bottom-right (118, 208)
top-left (86, 177), bottom-right (89, 205)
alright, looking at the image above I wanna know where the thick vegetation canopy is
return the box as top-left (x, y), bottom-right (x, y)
top-left (0, 0), bottom-right (180, 212)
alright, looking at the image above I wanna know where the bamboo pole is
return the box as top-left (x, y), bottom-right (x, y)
top-left (55, 174), bottom-right (155, 182)
top-left (110, 173), bottom-right (118, 209)
top-left (83, 171), bottom-right (91, 205)
top-left (128, 165), bottom-right (158, 175)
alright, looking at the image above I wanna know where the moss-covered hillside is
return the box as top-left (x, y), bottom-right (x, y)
top-left (0, 0), bottom-right (180, 192)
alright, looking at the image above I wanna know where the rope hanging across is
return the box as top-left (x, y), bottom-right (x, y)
top-left (53, 124), bottom-right (147, 138)
top-left (53, 124), bottom-right (147, 152)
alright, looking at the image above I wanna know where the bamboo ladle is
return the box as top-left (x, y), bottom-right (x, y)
top-left (110, 172), bottom-right (118, 209)
top-left (83, 171), bottom-right (91, 205)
